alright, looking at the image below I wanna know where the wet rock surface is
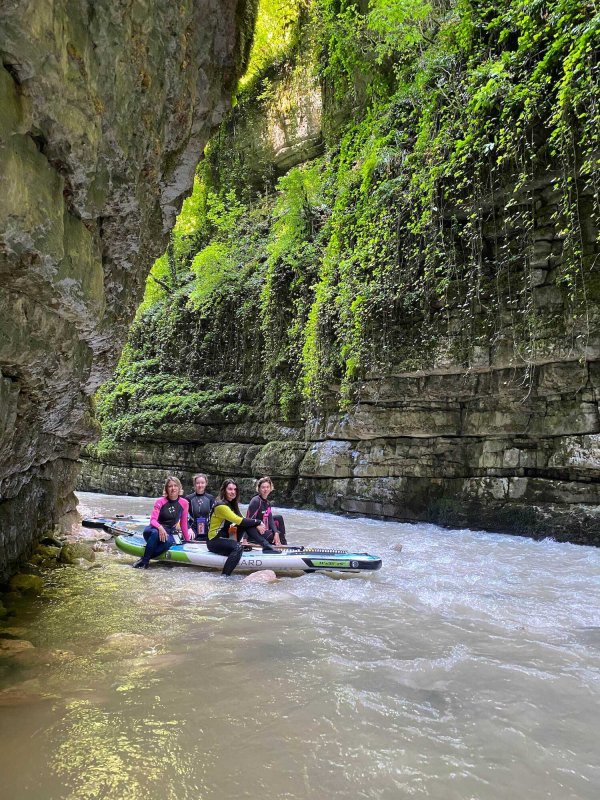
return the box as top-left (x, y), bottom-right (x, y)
top-left (58, 542), bottom-right (95, 565)
top-left (243, 569), bottom-right (278, 583)
top-left (8, 573), bottom-right (44, 595)
top-left (0, 0), bottom-right (256, 579)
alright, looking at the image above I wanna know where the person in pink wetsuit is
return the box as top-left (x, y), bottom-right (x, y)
top-left (133, 476), bottom-right (190, 569)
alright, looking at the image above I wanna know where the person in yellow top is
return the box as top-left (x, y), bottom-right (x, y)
top-left (207, 478), bottom-right (281, 575)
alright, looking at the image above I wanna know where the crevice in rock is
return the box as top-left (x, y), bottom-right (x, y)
top-left (2, 60), bottom-right (22, 85)
top-left (28, 131), bottom-right (48, 155)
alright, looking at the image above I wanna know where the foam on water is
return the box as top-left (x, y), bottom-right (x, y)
top-left (0, 492), bottom-right (598, 800)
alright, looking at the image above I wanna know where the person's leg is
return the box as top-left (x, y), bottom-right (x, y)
top-left (222, 546), bottom-right (243, 576)
top-left (273, 515), bottom-right (287, 545)
top-left (243, 526), bottom-right (281, 553)
top-left (207, 536), bottom-right (244, 576)
top-left (134, 526), bottom-right (174, 567)
top-left (142, 526), bottom-right (155, 543)
top-left (152, 531), bottom-right (175, 559)
top-left (135, 526), bottom-right (159, 567)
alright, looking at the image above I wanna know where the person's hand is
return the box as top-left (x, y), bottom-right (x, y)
top-left (257, 523), bottom-right (267, 535)
top-left (158, 526), bottom-right (167, 542)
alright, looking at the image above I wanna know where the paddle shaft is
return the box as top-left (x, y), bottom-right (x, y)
top-left (237, 541), bottom-right (303, 551)
top-left (101, 517), bottom-right (303, 550)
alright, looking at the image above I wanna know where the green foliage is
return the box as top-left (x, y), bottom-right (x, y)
top-left (367, 0), bottom-right (435, 57)
top-left (261, 161), bottom-right (327, 414)
top-left (92, 341), bottom-right (256, 450)
top-left (137, 177), bottom-right (209, 315)
top-left (239, 0), bottom-right (306, 92)
top-left (189, 243), bottom-right (236, 310)
top-left (296, 0), bottom-right (600, 402)
top-left (96, 0), bottom-right (599, 447)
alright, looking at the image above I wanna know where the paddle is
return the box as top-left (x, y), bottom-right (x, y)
top-left (239, 542), bottom-right (304, 551)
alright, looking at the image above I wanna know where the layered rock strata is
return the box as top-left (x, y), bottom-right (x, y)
top-left (0, 0), bottom-right (256, 580)
top-left (81, 356), bottom-right (600, 545)
top-left (81, 130), bottom-right (600, 545)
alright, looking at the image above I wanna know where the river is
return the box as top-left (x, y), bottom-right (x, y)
top-left (0, 491), bottom-right (599, 800)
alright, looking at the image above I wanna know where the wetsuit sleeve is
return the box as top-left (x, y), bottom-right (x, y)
top-left (185, 493), bottom-right (194, 526)
top-left (238, 516), bottom-right (261, 529)
top-left (179, 498), bottom-right (190, 541)
top-left (150, 497), bottom-right (166, 528)
top-left (216, 505), bottom-right (244, 525)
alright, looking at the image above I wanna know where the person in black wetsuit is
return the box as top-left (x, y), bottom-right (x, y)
top-left (185, 472), bottom-right (214, 541)
top-left (207, 478), bottom-right (281, 576)
top-left (246, 476), bottom-right (287, 546)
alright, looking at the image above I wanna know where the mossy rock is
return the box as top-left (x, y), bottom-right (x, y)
top-left (0, 600), bottom-right (7, 619)
top-left (39, 536), bottom-right (64, 549)
top-left (59, 543), bottom-right (96, 564)
top-left (35, 544), bottom-right (62, 561)
top-left (9, 574), bottom-right (44, 595)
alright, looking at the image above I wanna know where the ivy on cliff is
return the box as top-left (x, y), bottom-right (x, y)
top-left (297, 0), bottom-right (600, 403)
top-left (93, 0), bottom-right (599, 450)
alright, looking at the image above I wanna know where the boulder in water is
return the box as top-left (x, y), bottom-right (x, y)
top-left (97, 632), bottom-right (154, 657)
top-left (243, 570), bottom-right (278, 583)
top-left (93, 532), bottom-right (113, 542)
top-left (39, 535), bottom-right (65, 549)
top-left (0, 679), bottom-right (57, 707)
top-left (59, 543), bottom-right (95, 564)
top-left (36, 544), bottom-right (62, 560)
top-left (0, 638), bottom-right (35, 656)
top-left (9, 573), bottom-right (44, 595)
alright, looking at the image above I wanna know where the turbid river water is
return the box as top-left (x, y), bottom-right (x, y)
top-left (1, 492), bottom-right (599, 800)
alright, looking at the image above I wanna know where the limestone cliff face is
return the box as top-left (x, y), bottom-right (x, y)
top-left (79, 4), bottom-right (600, 546)
top-left (80, 47), bottom-right (600, 545)
top-left (81, 348), bottom-right (600, 545)
top-left (0, 0), bottom-right (256, 579)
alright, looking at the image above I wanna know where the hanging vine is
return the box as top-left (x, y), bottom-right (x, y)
top-left (92, 0), bottom-right (599, 451)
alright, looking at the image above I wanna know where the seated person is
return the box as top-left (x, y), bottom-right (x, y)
top-left (207, 478), bottom-right (280, 576)
top-left (246, 476), bottom-right (287, 546)
top-left (185, 472), bottom-right (214, 541)
top-left (133, 476), bottom-right (190, 569)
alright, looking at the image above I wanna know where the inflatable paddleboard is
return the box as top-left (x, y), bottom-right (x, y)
top-left (83, 517), bottom-right (383, 574)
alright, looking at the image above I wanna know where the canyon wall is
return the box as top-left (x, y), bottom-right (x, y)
top-left (80, 2), bottom-right (600, 545)
top-left (0, 0), bottom-right (256, 580)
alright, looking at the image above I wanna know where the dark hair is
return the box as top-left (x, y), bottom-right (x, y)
top-left (217, 478), bottom-right (241, 516)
